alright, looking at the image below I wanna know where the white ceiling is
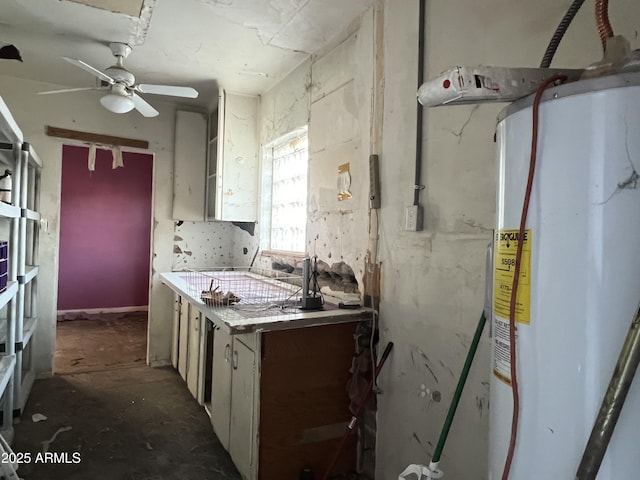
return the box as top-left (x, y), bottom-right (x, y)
top-left (0, 0), bottom-right (376, 108)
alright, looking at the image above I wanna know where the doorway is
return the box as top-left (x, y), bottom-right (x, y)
top-left (55, 144), bottom-right (154, 374)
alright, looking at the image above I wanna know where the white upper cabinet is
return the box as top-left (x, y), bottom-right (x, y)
top-left (172, 110), bottom-right (208, 221)
top-left (173, 92), bottom-right (259, 223)
top-left (207, 90), bottom-right (259, 222)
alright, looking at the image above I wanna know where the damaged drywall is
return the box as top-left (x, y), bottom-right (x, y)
top-left (305, 10), bottom-right (375, 298)
top-left (201, 0), bottom-right (376, 55)
top-left (256, 9), bottom-right (375, 302)
top-left (172, 221), bottom-right (236, 269)
top-left (270, 257), bottom-right (359, 294)
top-left (172, 220), bottom-right (259, 270)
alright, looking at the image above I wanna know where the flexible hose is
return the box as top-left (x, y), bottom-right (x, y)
top-left (540, 0), bottom-right (587, 68)
top-left (595, 0), bottom-right (614, 51)
top-left (501, 74), bottom-right (568, 480)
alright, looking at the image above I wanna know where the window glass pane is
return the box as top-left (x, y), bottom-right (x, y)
top-left (270, 133), bottom-right (308, 252)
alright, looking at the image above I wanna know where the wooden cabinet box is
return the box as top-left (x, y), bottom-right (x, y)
top-left (162, 273), bottom-right (367, 480)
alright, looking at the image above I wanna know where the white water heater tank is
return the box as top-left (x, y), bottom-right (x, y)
top-left (489, 72), bottom-right (640, 479)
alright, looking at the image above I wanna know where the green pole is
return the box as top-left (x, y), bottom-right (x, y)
top-left (431, 312), bottom-right (487, 463)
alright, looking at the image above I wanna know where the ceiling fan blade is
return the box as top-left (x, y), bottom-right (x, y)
top-left (131, 93), bottom-right (159, 117)
top-left (136, 84), bottom-right (198, 98)
top-left (62, 57), bottom-right (115, 84)
top-left (38, 87), bottom-right (100, 95)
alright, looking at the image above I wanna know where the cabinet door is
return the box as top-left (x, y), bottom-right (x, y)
top-left (173, 110), bottom-right (207, 220)
top-left (171, 294), bottom-right (180, 369)
top-left (214, 90), bottom-right (259, 222)
top-left (177, 299), bottom-right (190, 380)
top-left (186, 307), bottom-right (201, 399)
top-left (211, 328), bottom-right (232, 450)
top-left (229, 340), bottom-right (256, 480)
top-left (205, 107), bottom-right (219, 220)
top-left (196, 314), bottom-right (209, 405)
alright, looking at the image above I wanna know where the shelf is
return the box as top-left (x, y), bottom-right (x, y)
top-left (0, 282), bottom-right (18, 311)
top-left (28, 144), bottom-right (42, 169)
top-left (0, 202), bottom-right (19, 219)
top-left (0, 97), bottom-right (23, 145)
top-left (22, 317), bottom-right (37, 349)
top-left (0, 316), bottom-right (37, 352)
top-left (0, 355), bottom-right (15, 398)
top-left (24, 266), bottom-right (38, 285)
top-left (24, 209), bottom-right (40, 221)
top-left (0, 94), bottom-right (41, 424)
top-left (0, 144), bottom-right (15, 170)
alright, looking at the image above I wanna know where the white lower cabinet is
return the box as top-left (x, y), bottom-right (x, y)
top-left (186, 307), bottom-right (201, 399)
top-left (177, 300), bottom-right (189, 380)
top-left (166, 292), bottom-right (360, 480)
top-left (171, 294), bottom-right (180, 369)
top-left (229, 339), bottom-right (256, 480)
top-left (211, 329), bottom-right (256, 479)
top-left (211, 327), bottom-right (232, 451)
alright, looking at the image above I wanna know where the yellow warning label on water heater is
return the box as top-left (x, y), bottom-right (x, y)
top-left (493, 229), bottom-right (531, 325)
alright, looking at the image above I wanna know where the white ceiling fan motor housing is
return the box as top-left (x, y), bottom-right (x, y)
top-left (104, 66), bottom-right (135, 86)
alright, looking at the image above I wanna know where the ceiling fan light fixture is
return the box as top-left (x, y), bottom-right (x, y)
top-left (100, 93), bottom-right (134, 113)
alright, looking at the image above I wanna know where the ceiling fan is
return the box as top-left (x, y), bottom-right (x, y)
top-left (38, 43), bottom-right (198, 117)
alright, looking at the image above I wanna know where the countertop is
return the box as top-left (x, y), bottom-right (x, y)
top-left (161, 271), bottom-right (372, 334)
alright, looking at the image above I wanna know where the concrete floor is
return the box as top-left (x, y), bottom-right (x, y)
top-left (12, 314), bottom-right (241, 480)
top-left (12, 366), bottom-right (241, 480)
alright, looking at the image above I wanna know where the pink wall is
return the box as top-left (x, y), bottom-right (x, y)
top-left (57, 145), bottom-right (153, 311)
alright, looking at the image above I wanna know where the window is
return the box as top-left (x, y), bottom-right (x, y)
top-left (260, 128), bottom-right (308, 253)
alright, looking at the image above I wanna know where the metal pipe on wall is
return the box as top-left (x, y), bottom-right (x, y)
top-left (575, 303), bottom-right (640, 480)
top-left (414, 0), bottom-right (426, 206)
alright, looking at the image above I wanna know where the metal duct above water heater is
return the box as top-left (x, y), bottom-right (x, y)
top-left (489, 71), bottom-right (640, 479)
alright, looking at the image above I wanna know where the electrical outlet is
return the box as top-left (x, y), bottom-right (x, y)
top-left (405, 204), bottom-right (424, 231)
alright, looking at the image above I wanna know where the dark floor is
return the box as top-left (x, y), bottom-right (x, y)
top-left (12, 365), bottom-right (241, 480)
top-left (13, 314), bottom-right (240, 480)
top-left (55, 313), bottom-right (148, 374)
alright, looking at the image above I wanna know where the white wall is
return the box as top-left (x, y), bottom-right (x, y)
top-left (260, 57), bottom-right (311, 150)
top-left (376, 1), bottom-right (640, 479)
top-left (0, 74), bottom-right (177, 372)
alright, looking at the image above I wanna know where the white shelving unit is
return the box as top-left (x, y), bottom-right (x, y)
top-left (0, 96), bottom-right (41, 437)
